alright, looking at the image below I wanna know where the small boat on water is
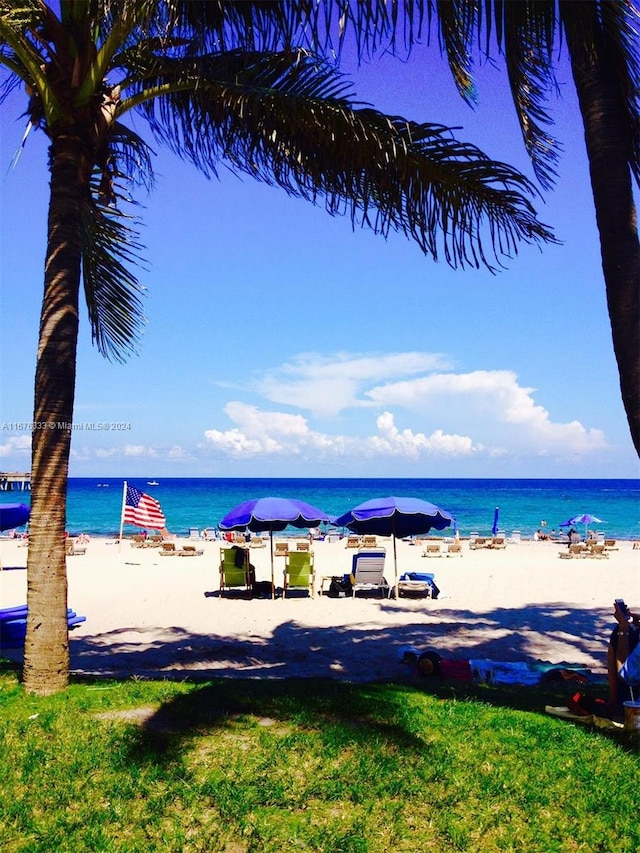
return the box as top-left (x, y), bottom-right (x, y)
top-left (147, 480), bottom-right (159, 486)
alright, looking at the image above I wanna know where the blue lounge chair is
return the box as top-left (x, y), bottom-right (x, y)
top-left (398, 572), bottom-right (440, 599)
top-left (0, 605), bottom-right (86, 647)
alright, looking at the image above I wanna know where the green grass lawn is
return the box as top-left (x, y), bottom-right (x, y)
top-left (0, 663), bottom-right (638, 852)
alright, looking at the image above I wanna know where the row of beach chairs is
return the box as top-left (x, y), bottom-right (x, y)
top-left (345, 534), bottom-right (378, 549)
top-left (159, 542), bottom-right (204, 557)
top-left (469, 534), bottom-right (507, 550)
top-left (422, 540), bottom-right (463, 557)
top-left (219, 547), bottom-right (385, 599)
top-left (219, 546), bottom-right (431, 601)
top-left (129, 533), bottom-right (164, 548)
top-left (559, 542), bottom-right (611, 559)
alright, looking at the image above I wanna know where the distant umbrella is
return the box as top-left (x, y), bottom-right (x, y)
top-left (219, 497), bottom-right (330, 598)
top-left (559, 513), bottom-right (604, 540)
top-left (492, 507), bottom-right (500, 536)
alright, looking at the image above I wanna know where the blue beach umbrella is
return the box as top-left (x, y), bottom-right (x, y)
top-left (559, 513), bottom-right (604, 540)
top-left (219, 497), bottom-right (330, 598)
top-left (492, 507), bottom-right (500, 536)
top-left (0, 503), bottom-right (30, 531)
top-left (335, 496), bottom-right (453, 598)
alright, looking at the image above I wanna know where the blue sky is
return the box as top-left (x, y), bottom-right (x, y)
top-left (1, 38), bottom-right (638, 479)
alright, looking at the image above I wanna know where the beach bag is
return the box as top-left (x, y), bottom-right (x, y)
top-left (327, 577), bottom-right (351, 598)
top-left (619, 642), bottom-right (640, 685)
top-left (252, 581), bottom-right (274, 598)
top-left (567, 692), bottom-right (611, 719)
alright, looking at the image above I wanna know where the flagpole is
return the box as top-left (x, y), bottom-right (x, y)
top-left (118, 481), bottom-right (128, 554)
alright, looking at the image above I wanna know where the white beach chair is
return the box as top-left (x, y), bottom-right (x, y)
top-left (350, 550), bottom-right (389, 598)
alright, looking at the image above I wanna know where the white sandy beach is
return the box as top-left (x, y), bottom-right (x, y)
top-left (1, 535), bottom-right (638, 683)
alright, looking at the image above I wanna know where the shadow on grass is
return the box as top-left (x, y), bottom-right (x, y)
top-left (123, 678), bottom-right (434, 765)
top-left (115, 676), bottom-right (638, 768)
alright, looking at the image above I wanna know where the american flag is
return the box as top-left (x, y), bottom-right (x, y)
top-left (123, 485), bottom-right (166, 530)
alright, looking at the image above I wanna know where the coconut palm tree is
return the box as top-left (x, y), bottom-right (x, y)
top-left (348, 0), bottom-right (639, 453)
top-left (0, 0), bottom-right (553, 695)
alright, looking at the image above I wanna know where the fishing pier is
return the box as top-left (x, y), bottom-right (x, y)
top-left (0, 472), bottom-right (31, 491)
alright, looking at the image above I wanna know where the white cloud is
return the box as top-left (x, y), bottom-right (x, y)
top-left (256, 351), bottom-right (453, 417)
top-left (369, 411), bottom-right (476, 457)
top-left (72, 444), bottom-right (157, 461)
top-left (204, 403), bottom-right (311, 456)
top-left (167, 445), bottom-right (190, 461)
top-left (202, 355), bottom-right (608, 465)
top-left (123, 444), bottom-right (158, 458)
top-left (73, 443), bottom-right (189, 464)
top-left (94, 447), bottom-right (117, 459)
top-left (366, 369), bottom-right (606, 453)
top-left (204, 403), bottom-right (475, 461)
top-left (0, 435), bottom-right (31, 457)
top-left (11, 353), bottom-right (606, 476)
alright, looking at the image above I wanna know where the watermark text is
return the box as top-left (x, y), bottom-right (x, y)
top-left (2, 421), bottom-right (132, 431)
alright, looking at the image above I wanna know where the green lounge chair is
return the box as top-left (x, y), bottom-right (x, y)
top-left (283, 551), bottom-right (315, 598)
top-left (219, 547), bottom-right (252, 597)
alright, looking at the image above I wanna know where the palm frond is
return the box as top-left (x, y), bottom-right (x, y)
top-left (429, 0), bottom-right (476, 101)
top-left (123, 47), bottom-right (355, 170)
top-left (81, 194), bottom-right (146, 362)
top-left (0, 0), bottom-right (42, 36)
top-left (137, 49), bottom-right (554, 270)
top-left (0, 0), bottom-right (55, 110)
top-left (478, 0), bottom-right (561, 191)
top-left (171, 0), bottom-right (556, 188)
top-left (170, 0), bottom-right (334, 54)
top-left (168, 0), bottom-right (430, 57)
top-left (100, 120), bottom-right (156, 194)
top-left (404, 0), bottom-right (639, 191)
top-left (81, 123), bottom-right (153, 361)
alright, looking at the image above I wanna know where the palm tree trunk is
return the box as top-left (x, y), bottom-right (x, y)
top-left (23, 135), bottom-right (84, 695)
top-left (562, 1), bottom-right (640, 456)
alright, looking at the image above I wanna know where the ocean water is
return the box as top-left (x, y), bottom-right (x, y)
top-left (2, 478), bottom-right (639, 540)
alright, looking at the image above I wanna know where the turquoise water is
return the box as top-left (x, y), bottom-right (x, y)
top-left (2, 478), bottom-right (639, 540)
